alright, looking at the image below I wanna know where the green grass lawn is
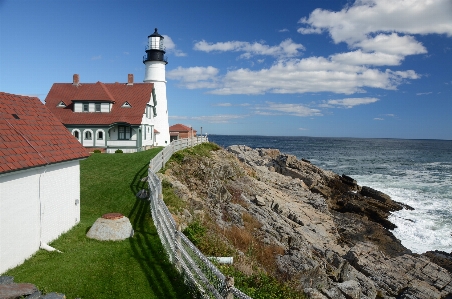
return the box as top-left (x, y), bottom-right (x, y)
top-left (5, 149), bottom-right (191, 299)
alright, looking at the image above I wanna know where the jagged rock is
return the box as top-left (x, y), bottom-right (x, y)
top-left (344, 242), bottom-right (452, 298)
top-left (311, 185), bottom-right (332, 198)
top-left (304, 288), bottom-right (328, 299)
top-left (339, 262), bottom-right (377, 299)
top-left (0, 277), bottom-right (14, 284)
top-left (321, 286), bottom-right (347, 299)
top-left (336, 280), bottom-right (361, 299)
top-left (26, 291), bottom-right (43, 299)
top-left (398, 280), bottom-right (442, 299)
top-left (40, 292), bottom-right (66, 299)
top-left (253, 195), bottom-right (266, 206)
top-left (423, 250), bottom-right (452, 273)
top-left (360, 186), bottom-right (391, 203)
top-left (341, 174), bottom-right (357, 188)
top-left (0, 283), bottom-right (38, 299)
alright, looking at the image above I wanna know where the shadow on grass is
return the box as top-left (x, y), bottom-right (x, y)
top-left (127, 161), bottom-right (192, 298)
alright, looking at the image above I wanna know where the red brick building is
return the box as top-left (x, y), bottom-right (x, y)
top-left (169, 124), bottom-right (197, 142)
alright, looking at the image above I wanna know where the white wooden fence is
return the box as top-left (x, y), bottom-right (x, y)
top-left (147, 137), bottom-right (252, 299)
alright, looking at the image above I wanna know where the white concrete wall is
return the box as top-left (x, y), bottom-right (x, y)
top-left (151, 81), bottom-right (170, 146)
top-left (0, 169), bottom-right (41, 274)
top-left (0, 160), bottom-right (81, 274)
top-left (40, 161), bottom-right (80, 244)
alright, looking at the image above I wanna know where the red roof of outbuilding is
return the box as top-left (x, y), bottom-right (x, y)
top-left (45, 82), bottom-right (154, 125)
top-left (0, 92), bottom-right (89, 174)
top-left (169, 123), bottom-right (196, 133)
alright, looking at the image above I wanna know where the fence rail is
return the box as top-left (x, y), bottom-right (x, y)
top-left (147, 137), bottom-right (252, 299)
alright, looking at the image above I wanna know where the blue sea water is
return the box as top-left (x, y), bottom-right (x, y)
top-left (208, 135), bottom-right (452, 254)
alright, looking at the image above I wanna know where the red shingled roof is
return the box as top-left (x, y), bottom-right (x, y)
top-left (45, 82), bottom-right (154, 125)
top-left (169, 123), bottom-right (196, 133)
top-left (0, 92), bottom-right (89, 174)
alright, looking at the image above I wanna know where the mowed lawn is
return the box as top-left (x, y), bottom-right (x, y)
top-left (5, 149), bottom-right (191, 298)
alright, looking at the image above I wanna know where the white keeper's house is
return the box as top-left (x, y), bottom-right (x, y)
top-left (0, 91), bottom-right (89, 274)
top-left (45, 28), bottom-right (171, 153)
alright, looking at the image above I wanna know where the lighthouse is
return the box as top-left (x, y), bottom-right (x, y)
top-left (143, 28), bottom-right (170, 146)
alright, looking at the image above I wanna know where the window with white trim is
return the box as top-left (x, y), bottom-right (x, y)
top-left (97, 131), bottom-right (103, 140)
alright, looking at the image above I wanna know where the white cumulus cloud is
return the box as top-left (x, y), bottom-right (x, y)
top-left (163, 35), bottom-right (187, 57)
top-left (167, 66), bottom-right (219, 89)
top-left (193, 39), bottom-right (305, 58)
top-left (298, 0), bottom-right (452, 45)
top-left (321, 97), bottom-right (379, 108)
top-left (254, 102), bottom-right (322, 117)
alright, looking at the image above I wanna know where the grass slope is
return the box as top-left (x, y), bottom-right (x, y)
top-left (6, 149), bottom-right (190, 299)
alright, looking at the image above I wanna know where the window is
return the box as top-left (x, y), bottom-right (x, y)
top-left (83, 103), bottom-right (89, 112)
top-left (97, 131), bottom-right (103, 140)
top-left (118, 126), bottom-right (131, 140)
top-left (85, 131), bottom-right (92, 140)
top-left (95, 103), bottom-right (101, 112)
top-left (73, 131), bottom-right (79, 139)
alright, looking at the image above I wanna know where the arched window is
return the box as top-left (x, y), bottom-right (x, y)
top-left (85, 131), bottom-right (92, 140)
top-left (97, 131), bottom-right (103, 140)
top-left (73, 131), bottom-right (79, 139)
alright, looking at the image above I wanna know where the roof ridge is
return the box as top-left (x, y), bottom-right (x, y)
top-left (98, 82), bottom-right (116, 103)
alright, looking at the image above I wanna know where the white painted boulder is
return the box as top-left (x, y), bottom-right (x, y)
top-left (86, 213), bottom-right (133, 241)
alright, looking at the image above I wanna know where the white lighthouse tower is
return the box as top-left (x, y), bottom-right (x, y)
top-left (143, 28), bottom-right (170, 146)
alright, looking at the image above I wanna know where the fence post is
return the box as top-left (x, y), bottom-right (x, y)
top-left (225, 276), bottom-right (234, 299)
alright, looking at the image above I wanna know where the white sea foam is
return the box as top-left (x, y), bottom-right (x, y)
top-left (354, 173), bottom-right (452, 254)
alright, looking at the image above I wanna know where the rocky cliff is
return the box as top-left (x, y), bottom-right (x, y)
top-left (160, 144), bottom-right (452, 299)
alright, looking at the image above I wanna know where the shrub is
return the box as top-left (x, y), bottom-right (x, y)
top-left (115, 149), bottom-right (123, 153)
top-left (93, 149), bottom-right (101, 154)
top-left (161, 179), bottom-right (186, 213)
top-left (183, 220), bottom-right (206, 247)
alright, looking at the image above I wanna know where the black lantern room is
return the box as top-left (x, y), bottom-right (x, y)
top-left (143, 28), bottom-right (168, 64)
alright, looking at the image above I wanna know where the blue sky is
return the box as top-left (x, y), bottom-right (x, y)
top-left (1, 0), bottom-right (451, 139)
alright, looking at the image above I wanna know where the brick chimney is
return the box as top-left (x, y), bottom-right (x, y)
top-left (127, 74), bottom-right (133, 85)
top-left (73, 74), bottom-right (80, 85)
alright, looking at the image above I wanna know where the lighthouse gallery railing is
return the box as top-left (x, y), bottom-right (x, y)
top-left (147, 137), bottom-right (252, 299)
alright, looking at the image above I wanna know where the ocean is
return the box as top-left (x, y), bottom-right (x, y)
top-left (207, 135), bottom-right (452, 254)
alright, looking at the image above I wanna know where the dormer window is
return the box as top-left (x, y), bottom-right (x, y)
top-left (95, 103), bottom-right (101, 112)
top-left (122, 101), bottom-right (132, 108)
top-left (57, 101), bottom-right (66, 108)
top-left (83, 103), bottom-right (89, 112)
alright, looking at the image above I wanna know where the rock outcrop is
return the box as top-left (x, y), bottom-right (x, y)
top-left (0, 276), bottom-right (66, 299)
top-left (161, 145), bottom-right (452, 299)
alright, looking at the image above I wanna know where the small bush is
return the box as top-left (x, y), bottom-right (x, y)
top-left (161, 179), bottom-right (186, 213)
top-left (183, 220), bottom-right (206, 247)
top-left (93, 149), bottom-right (101, 154)
top-left (217, 268), bottom-right (306, 299)
top-left (115, 149), bottom-right (123, 153)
